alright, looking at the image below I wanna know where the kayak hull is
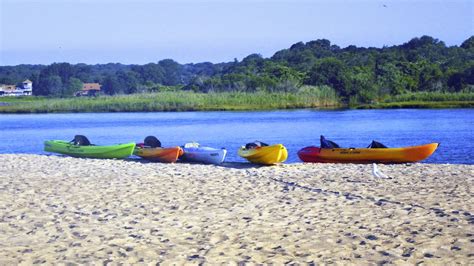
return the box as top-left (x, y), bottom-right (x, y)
top-left (181, 147), bottom-right (227, 164)
top-left (44, 140), bottom-right (136, 159)
top-left (298, 143), bottom-right (439, 163)
top-left (238, 144), bottom-right (288, 165)
top-left (134, 146), bottom-right (183, 163)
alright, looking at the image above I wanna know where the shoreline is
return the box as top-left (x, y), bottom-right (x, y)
top-left (0, 102), bottom-right (472, 114)
top-left (0, 92), bottom-right (472, 113)
top-left (0, 154), bottom-right (472, 264)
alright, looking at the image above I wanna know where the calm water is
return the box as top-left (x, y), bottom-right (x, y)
top-left (0, 109), bottom-right (473, 164)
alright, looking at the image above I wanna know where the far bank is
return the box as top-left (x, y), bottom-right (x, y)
top-left (0, 91), bottom-right (473, 113)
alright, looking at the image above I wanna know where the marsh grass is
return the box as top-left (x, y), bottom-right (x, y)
top-left (357, 92), bottom-right (474, 109)
top-left (0, 90), bottom-right (340, 113)
top-left (384, 92), bottom-right (474, 102)
top-left (1, 90), bottom-right (472, 113)
top-left (359, 101), bottom-right (474, 109)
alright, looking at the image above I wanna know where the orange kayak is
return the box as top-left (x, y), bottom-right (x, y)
top-left (134, 146), bottom-right (184, 163)
top-left (298, 143), bottom-right (439, 163)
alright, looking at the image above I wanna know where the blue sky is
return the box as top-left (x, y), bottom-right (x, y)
top-left (1, 0), bottom-right (472, 65)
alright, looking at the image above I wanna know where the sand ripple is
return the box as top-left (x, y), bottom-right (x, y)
top-left (0, 154), bottom-right (472, 264)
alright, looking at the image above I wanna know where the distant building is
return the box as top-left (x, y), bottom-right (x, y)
top-left (0, 80), bottom-right (33, 97)
top-left (75, 83), bottom-right (101, 97)
top-left (0, 85), bottom-right (17, 96)
top-left (22, 80), bottom-right (33, 91)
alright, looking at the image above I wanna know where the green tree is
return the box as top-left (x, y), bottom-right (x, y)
top-left (122, 71), bottom-right (140, 94)
top-left (306, 57), bottom-right (350, 101)
top-left (460, 36), bottom-right (474, 49)
top-left (158, 59), bottom-right (183, 85)
top-left (348, 68), bottom-right (377, 103)
top-left (65, 77), bottom-right (83, 97)
top-left (131, 63), bottom-right (165, 84)
top-left (418, 61), bottom-right (443, 91)
top-left (375, 63), bottom-right (407, 95)
top-left (102, 75), bottom-right (120, 95)
top-left (46, 75), bottom-right (63, 97)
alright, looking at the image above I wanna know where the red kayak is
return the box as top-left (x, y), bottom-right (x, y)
top-left (298, 135), bottom-right (438, 163)
top-left (297, 143), bottom-right (439, 163)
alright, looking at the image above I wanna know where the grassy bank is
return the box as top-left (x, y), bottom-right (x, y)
top-left (357, 92), bottom-right (474, 109)
top-left (1, 91), bottom-right (473, 113)
top-left (0, 90), bottom-right (340, 113)
top-left (358, 101), bottom-right (474, 109)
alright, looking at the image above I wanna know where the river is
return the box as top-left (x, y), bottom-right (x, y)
top-left (0, 109), bottom-right (472, 164)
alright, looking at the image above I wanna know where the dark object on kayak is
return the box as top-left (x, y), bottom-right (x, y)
top-left (72, 135), bottom-right (91, 146)
top-left (368, 140), bottom-right (388, 148)
top-left (245, 143), bottom-right (258, 149)
top-left (144, 136), bottom-right (161, 148)
top-left (245, 141), bottom-right (269, 149)
top-left (320, 135), bottom-right (340, 149)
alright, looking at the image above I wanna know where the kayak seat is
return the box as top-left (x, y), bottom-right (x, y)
top-left (367, 140), bottom-right (388, 148)
top-left (245, 143), bottom-right (259, 149)
top-left (144, 136), bottom-right (161, 148)
top-left (72, 135), bottom-right (92, 146)
top-left (320, 135), bottom-right (340, 149)
top-left (256, 141), bottom-right (269, 147)
top-left (184, 142), bottom-right (200, 148)
top-left (245, 141), bottom-right (269, 149)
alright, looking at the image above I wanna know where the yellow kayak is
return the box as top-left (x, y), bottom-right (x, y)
top-left (238, 144), bottom-right (288, 165)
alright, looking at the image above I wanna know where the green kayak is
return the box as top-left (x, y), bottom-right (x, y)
top-left (44, 139), bottom-right (136, 159)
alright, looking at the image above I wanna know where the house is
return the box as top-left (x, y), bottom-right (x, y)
top-left (0, 80), bottom-right (33, 97)
top-left (0, 85), bottom-right (17, 96)
top-left (75, 83), bottom-right (101, 97)
top-left (22, 80), bottom-right (33, 93)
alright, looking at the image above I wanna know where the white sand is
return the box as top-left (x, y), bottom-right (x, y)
top-left (0, 154), bottom-right (472, 264)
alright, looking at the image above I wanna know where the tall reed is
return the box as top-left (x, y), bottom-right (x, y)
top-left (384, 92), bottom-right (474, 102)
top-left (0, 89), bottom-right (340, 113)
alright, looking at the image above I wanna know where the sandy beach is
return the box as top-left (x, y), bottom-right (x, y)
top-left (0, 154), bottom-right (472, 264)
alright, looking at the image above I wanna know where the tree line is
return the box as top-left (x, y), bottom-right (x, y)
top-left (0, 35), bottom-right (472, 103)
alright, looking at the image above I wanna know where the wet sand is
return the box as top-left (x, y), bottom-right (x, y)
top-left (0, 154), bottom-right (472, 264)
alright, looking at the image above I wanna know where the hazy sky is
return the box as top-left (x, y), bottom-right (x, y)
top-left (1, 0), bottom-right (472, 65)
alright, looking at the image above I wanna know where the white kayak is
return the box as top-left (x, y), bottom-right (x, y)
top-left (180, 142), bottom-right (227, 164)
